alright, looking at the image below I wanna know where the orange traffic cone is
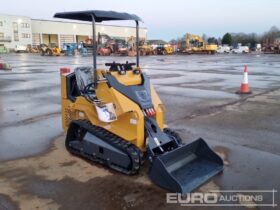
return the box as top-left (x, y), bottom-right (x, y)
top-left (236, 65), bottom-right (252, 94)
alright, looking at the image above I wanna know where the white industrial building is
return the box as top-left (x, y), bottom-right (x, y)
top-left (0, 14), bottom-right (147, 50)
top-left (0, 14), bottom-right (32, 49)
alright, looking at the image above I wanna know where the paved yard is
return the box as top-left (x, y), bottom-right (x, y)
top-left (0, 53), bottom-right (279, 210)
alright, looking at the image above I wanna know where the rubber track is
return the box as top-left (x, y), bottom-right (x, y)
top-left (66, 120), bottom-right (143, 175)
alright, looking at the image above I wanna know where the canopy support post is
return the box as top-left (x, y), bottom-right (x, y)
top-left (91, 14), bottom-right (97, 89)
top-left (136, 21), bottom-right (140, 67)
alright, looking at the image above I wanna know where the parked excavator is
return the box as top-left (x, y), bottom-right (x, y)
top-left (127, 36), bottom-right (137, 56)
top-left (183, 33), bottom-right (217, 54)
top-left (55, 10), bottom-right (223, 195)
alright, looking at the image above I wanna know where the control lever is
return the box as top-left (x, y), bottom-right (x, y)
top-left (105, 62), bottom-right (126, 75)
top-left (122, 61), bottom-right (136, 70)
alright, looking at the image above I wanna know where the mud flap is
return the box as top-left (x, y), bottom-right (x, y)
top-left (149, 138), bottom-right (223, 194)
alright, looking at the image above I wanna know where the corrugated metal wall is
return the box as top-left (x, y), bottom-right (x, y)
top-left (60, 34), bottom-right (75, 47)
top-left (32, 33), bottom-right (40, 46)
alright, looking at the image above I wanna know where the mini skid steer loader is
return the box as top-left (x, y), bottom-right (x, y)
top-left (57, 10), bottom-right (223, 194)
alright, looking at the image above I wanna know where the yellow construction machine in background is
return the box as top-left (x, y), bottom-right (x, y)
top-left (127, 37), bottom-right (154, 56)
top-left (184, 33), bottom-right (217, 54)
top-left (164, 44), bottom-right (174, 54)
top-left (40, 43), bottom-right (61, 56)
top-left (139, 40), bottom-right (154, 56)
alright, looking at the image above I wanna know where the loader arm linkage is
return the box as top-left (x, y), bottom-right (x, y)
top-left (106, 71), bottom-right (224, 194)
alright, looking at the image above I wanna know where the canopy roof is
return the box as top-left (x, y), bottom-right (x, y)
top-left (54, 10), bottom-right (142, 22)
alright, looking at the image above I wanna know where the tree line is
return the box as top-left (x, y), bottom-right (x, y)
top-left (170, 26), bottom-right (280, 47)
top-left (221, 26), bottom-right (280, 47)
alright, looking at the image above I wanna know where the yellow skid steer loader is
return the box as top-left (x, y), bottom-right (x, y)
top-left (56, 10), bottom-right (223, 194)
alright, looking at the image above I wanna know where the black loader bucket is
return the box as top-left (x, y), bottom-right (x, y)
top-left (149, 138), bottom-right (223, 195)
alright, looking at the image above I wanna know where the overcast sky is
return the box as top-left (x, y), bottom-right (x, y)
top-left (1, 0), bottom-right (279, 41)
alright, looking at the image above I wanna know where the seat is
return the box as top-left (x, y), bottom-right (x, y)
top-left (74, 66), bottom-right (117, 122)
top-left (74, 67), bottom-right (97, 102)
top-left (74, 66), bottom-right (94, 93)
